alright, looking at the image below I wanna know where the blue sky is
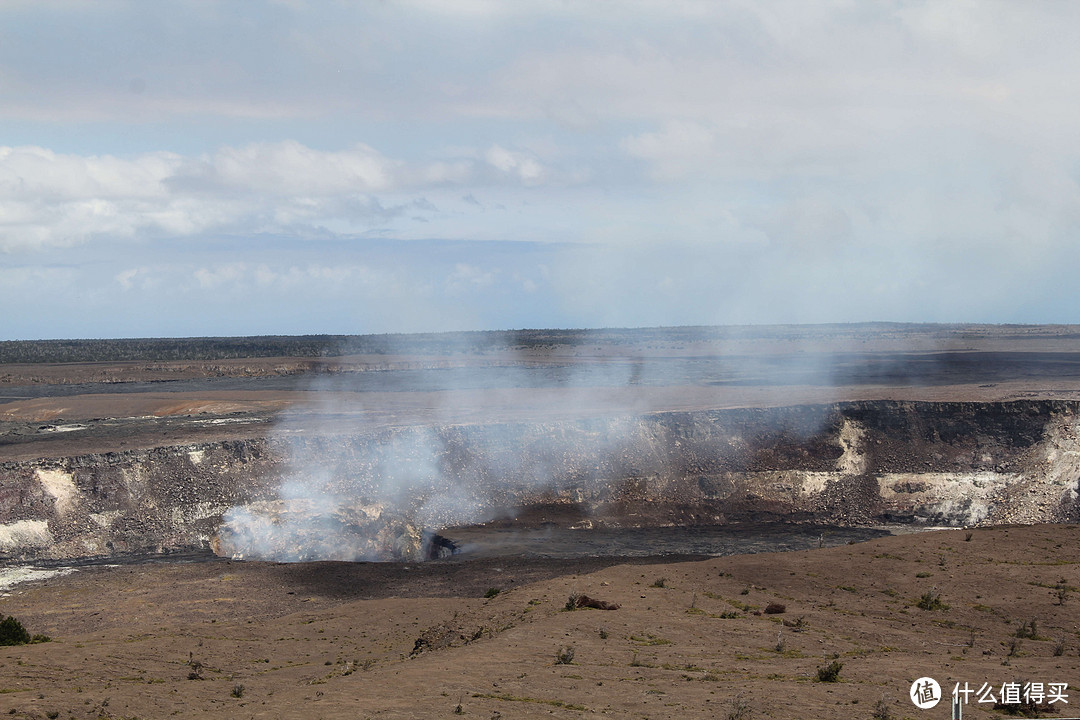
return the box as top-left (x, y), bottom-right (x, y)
top-left (3, 1), bottom-right (1080, 339)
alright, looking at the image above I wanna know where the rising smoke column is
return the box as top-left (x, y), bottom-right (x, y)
top-left (214, 328), bottom-right (855, 562)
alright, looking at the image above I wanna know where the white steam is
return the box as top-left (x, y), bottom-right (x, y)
top-left (212, 326), bottom-right (957, 562)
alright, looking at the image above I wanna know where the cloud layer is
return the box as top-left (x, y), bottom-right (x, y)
top-left (3, 1), bottom-right (1080, 337)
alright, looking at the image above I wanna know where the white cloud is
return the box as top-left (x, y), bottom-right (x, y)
top-left (0, 139), bottom-right (568, 252)
top-left (194, 263), bottom-right (246, 290)
top-left (446, 263), bottom-right (497, 293)
top-left (621, 120), bottom-right (718, 180)
top-left (484, 145), bottom-right (544, 184)
top-left (176, 141), bottom-right (396, 196)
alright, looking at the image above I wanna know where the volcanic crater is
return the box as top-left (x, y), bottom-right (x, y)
top-left (2, 325), bottom-right (1080, 718)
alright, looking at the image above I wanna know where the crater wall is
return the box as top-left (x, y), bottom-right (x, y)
top-left (2, 400), bottom-right (1079, 561)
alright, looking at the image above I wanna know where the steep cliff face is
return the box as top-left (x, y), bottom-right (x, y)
top-left (2, 401), bottom-right (1078, 561)
top-left (0, 441), bottom-right (282, 560)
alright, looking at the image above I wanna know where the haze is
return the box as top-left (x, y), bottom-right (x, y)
top-left (3, 1), bottom-right (1080, 339)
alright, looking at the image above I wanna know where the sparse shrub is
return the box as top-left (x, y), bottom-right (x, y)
top-left (187, 660), bottom-right (203, 680)
top-left (484, 587), bottom-right (501, 599)
top-left (726, 695), bottom-right (753, 720)
top-left (1007, 638), bottom-right (1021, 657)
top-left (783, 616), bottom-right (807, 631)
top-left (1015, 618), bottom-right (1040, 640)
top-left (231, 684), bottom-right (245, 698)
top-left (872, 695), bottom-right (892, 720)
top-left (764, 602), bottom-right (786, 615)
top-left (453, 694), bottom-right (464, 714)
top-left (965, 532), bottom-right (973, 542)
top-left (916, 589), bottom-right (948, 611)
top-left (598, 628), bottom-right (609, 639)
top-left (564, 593), bottom-right (580, 611)
top-left (651, 577), bottom-right (666, 588)
top-left (0, 616), bottom-right (31, 646)
top-left (740, 586), bottom-right (750, 595)
top-left (1054, 636), bottom-right (1066, 656)
top-left (555, 645), bottom-right (575, 665)
top-left (816, 659), bottom-right (843, 682)
top-left (773, 630), bottom-right (785, 653)
top-left (1056, 584), bottom-right (1070, 605)
top-left (29, 634), bottom-right (50, 644)
top-left (45, 712), bottom-right (59, 720)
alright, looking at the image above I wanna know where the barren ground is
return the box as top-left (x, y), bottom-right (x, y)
top-left (5, 324), bottom-right (1080, 462)
top-left (2, 325), bottom-right (1080, 718)
top-left (1, 525), bottom-right (1078, 719)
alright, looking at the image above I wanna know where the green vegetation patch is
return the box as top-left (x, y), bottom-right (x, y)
top-left (630, 633), bottom-right (673, 646)
top-left (473, 692), bottom-right (589, 712)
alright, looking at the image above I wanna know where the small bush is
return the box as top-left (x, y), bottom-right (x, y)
top-left (651, 577), bottom-right (666, 588)
top-left (872, 695), bottom-right (892, 720)
top-left (816, 660), bottom-right (843, 682)
top-left (555, 646), bottom-right (575, 665)
top-left (0, 617), bottom-right (31, 646)
top-left (598, 628), bottom-right (609, 639)
top-left (916, 589), bottom-right (948, 611)
top-left (483, 587), bottom-right (501, 599)
top-left (564, 593), bottom-right (580, 611)
top-left (1054, 636), bottom-right (1066, 656)
top-left (231, 684), bottom-right (245, 698)
top-left (1015, 618), bottom-right (1041, 640)
top-left (763, 602), bottom-right (786, 615)
top-left (726, 695), bottom-right (753, 720)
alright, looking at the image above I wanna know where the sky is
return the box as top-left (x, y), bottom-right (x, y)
top-left (3, 0), bottom-right (1080, 340)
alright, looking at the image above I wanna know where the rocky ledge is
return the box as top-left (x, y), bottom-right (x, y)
top-left (1, 400), bottom-right (1078, 562)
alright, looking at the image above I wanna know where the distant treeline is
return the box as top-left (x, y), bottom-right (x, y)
top-left (0, 329), bottom-right (620, 364)
top-left (0, 327), bottom-right (730, 363)
top-left (0, 323), bottom-right (1021, 364)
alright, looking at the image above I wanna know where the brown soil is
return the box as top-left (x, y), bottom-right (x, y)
top-left (0, 525), bottom-right (1077, 719)
top-left (4, 326), bottom-right (1080, 717)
